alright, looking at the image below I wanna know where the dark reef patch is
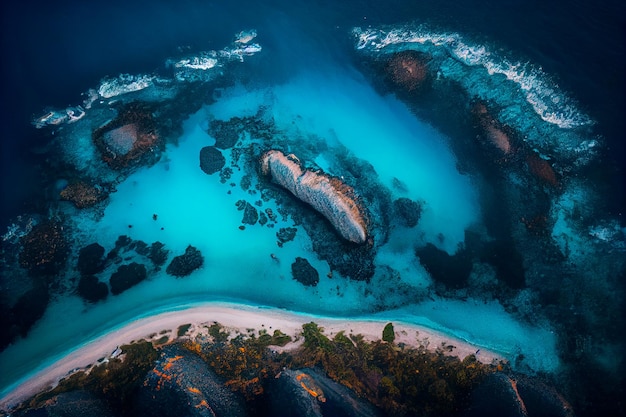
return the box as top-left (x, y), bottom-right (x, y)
top-left (237, 200), bottom-right (259, 225)
top-left (291, 257), bottom-right (320, 287)
top-left (199, 145), bottom-right (226, 175)
top-left (392, 197), bottom-right (422, 228)
top-left (166, 245), bottom-right (204, 277)
top-left (77, 275), bottom-right (109, 303)
top-left (109, 262), bottom-right (147, 295)
top-left (77, 243), bottom-right (106, 276)
top-left (18, 221), bottom-right (68, 278)
top-left (416, 243), bottom-right (472, 290)
top-left (148, 241), bottom-right (169, 268)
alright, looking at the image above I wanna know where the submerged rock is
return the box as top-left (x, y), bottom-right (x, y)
top-left (277, 227), bottom-right (297, 244)
top-left (148, 241), bottom-right (169, 267)
top-left (109, 262), bottom-right (147, 295)
top-left (393, 197), bottom-right (422, 228)
top-left (166, 245), bottom-right (204, 277)
top-left (77, 243), bottom-right (106, 275)
top-left (199, 146), bottom-right (226, 175)
top-left (415, 243), bottom-right (472, 289)
top-left (92, 102), bottom-right (162, 170)
top-left (291, 257), bottom-right (319, 287)
top-left (135, 344), bottom-right (248, 417)
top-left (260, 150), bottom-right (369, 244)
top-left (237, 201), bottom-right (258, 225)
top-left (77, 275), bottom-right (109, 303)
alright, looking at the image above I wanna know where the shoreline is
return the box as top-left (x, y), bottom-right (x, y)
top-left (0, 302), bottom-right (503, 412)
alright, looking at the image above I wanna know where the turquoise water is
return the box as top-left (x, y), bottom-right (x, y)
top-left (1, 1), bottom-right (624, 414)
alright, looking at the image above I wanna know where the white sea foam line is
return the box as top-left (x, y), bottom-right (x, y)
top-left (0, 301), bottom-right (503, 412)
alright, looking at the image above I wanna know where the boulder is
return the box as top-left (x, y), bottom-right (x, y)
top-left (109, 262), bottom-right (147, 295)
top-left (135, 344), bottom-right (248, 417)
top-left (260, 150), bottom-right (368, 244)
top-left (199, 146), bottom-right (225, 175)
top-left (166, 245), bottom-right (204, 277)
top-left (291, 257), bottom-right (319, 287)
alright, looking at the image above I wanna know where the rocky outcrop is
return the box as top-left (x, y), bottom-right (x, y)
top-left (166, 245), bottom-right (204, 277)
top-left (92, 102), bottom-right (162, 170)
top-left (291, 257), bottom-right (319, 287)
top-left (260, 150), bottom-right (368, 244)
top-left (199, 146), bottom-right (226, 175)
top-left (110, 262), bottom-right (147, 295)
top-left (136, 344), bottom-right (248, 417)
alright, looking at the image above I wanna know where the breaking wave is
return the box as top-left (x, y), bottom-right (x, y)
top-left (353, 25), bottom-right (593, 130)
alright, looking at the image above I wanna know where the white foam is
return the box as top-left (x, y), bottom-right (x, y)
top-left (352, 26), bottom-right (594, 130)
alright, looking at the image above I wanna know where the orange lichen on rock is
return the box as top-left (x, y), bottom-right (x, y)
top-left (187, 386), bottom-right (202, 394)
top-left (260, 150), bottom-right (368, 244)
top-left (296, 372), bottom-right (326, 402)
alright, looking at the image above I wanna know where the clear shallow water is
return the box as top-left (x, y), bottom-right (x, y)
top-left (1, 0), bottom-right (624, 414)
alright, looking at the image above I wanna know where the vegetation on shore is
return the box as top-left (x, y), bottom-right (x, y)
top-left (16, 321), bottom-right (503, 416)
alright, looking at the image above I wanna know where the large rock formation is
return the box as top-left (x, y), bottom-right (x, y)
top-left (260, 150), bottom-right (368, 244)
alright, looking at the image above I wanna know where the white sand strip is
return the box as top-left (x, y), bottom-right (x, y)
top-left (0, 302), bottom-right (502, 412)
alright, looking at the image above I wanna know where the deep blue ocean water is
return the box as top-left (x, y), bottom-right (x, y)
top-left (1, 0), bottom-right (624, 415)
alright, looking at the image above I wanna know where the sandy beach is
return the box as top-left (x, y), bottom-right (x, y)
top-left (0, 302), bottom-right (502, 412)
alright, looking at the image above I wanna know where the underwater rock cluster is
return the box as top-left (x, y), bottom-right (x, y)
top-left (260, 150), bottom-right (369, 244)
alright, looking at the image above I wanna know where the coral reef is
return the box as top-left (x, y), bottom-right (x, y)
top-left (18, 221), bottom-right (68, 277)
top-left (77, 275), bottom-right (109, 303)
top-left (260, 150), bottom-right (368, 244)
top-left (166, 245), bottom-right (204, 277)
top-left (59, 181), bottom-right (107, 208)
top-left (236, 200), bottom-right (259, 225)
top-left (109, 262), bottom-right (147, 295)
top-left (393, 198), bottom-right (422, 228)
top-left (77, 243), bottom-right (106, 276)
top-left (291, 257), bottom-right (320, 287)
top-left (199, 146), bottom-right (226, 175)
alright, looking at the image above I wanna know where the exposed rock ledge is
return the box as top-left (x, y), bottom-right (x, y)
top-left (260, 150), bottom-right (368, 244)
